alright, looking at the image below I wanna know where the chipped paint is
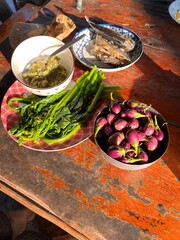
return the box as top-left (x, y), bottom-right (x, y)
top-left (156, 204), bottom-right (167, 216)
top-left (30, 165), bottom-right (66, 190)
top-left (128, 186), bottom-right (151, 204)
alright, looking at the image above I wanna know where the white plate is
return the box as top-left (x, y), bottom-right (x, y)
top-left (72, 24), bottom-right (143, 72)
top-left (169, 0), bottom-right (180, 24)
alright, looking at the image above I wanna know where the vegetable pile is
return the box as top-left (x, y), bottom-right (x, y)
top-left (95, 99), bottom-right (167, 164)
top-left (8, 66), bottom-right (107, 145)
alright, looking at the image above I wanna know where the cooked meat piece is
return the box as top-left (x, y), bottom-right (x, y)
top-left (92, 34), bottom-right (131, 66)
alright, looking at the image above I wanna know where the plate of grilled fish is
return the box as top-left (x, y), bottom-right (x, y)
top-left (72, 17), bottom-right (143, 72)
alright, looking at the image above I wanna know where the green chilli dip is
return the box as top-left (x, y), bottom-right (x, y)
top-left (22, 56), bottom-right (68, 88)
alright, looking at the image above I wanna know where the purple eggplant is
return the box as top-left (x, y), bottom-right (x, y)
top-left (122, 140), bottom-right (131, 149)
top-left (111, 102), bottom-right (121, 114)
top-left (143, 117), bottom-right (155, 136)
top-left (114, 119), bottom-right (128, 131)
top-left (126, 129), bottom-right (139, 156)
top-left (144, 124), bottom-right (154, 136)
top-left (107, 132), bottom-right (124, 146)
top-left (126, 100), bottom-right (141, 108)
top-left (126, 109), bottom-right (146, 119)
top-left (126, 129), bottom-right (139, 144)
top-left (153, 115), bottom-right (164, 141)
top-left (94, 117), bottom-right (107, 137)
top-left (138, 151), bottom-right (149, 163)
top-left (128, 118), bottom-right (139, 129)
top-left (107, 113), bottom-right (118, 125)
top-left (120, 156), bottom-right (145, 164)
top-left (108, 145), bottom-right (126, 159)
top-left (104, 124), bottom-right (113, 136)
top-left (96, 117), bottom-right (107, 126)
top-left (119, 110), bottom-right (127, 119)
top-left (119, 157), bottom-right (131, 163)
top-left (126, 150), bottom-right (135, 157)
top-left (154, 128), bottom-right (164, 141)
top-left (137, 130), bottom-right (146, 142)
top-left (144, 135), bottom-right (158, 151)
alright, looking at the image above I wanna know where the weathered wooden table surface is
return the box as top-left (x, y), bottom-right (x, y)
top-left (0, 0), bottom-right (180, 240)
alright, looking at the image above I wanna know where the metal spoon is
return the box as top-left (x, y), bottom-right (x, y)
top-left (48, 34), bottom-right (85, 58)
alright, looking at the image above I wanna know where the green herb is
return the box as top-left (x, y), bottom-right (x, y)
top-left (8, 66), bottom-right (107, 145)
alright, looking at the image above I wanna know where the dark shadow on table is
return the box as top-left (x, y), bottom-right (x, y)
top-left (130, 0), bottom-right (180, 180)
top-left (127, 53), bottom-right (180, 180)
top-left (0, 70), bottom-right (16, 106)
top-left (139, 0), bottom-right (174, 18)
top-left (140, 0), bottom-right (180, 54)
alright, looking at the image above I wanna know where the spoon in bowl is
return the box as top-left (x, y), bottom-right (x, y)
top-left (24, 34), bottom-right (85, 71)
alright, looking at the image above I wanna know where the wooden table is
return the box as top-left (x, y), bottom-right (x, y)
top-left (0, 1), bottom-right (180, 239)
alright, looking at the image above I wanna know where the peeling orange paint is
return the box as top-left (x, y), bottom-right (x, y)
top-left (30, 165), bottom-right (66, 190)
top-left (63, 141), bottom-right (98, 169)
top-left (86, 188), bottom-right (180, 240)
top-left (74, 189), bottom-right (88, 208)
top-left (61, 144), bottom-right (180, 239)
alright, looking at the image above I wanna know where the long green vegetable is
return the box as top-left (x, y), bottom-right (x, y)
top-left (8, 66), bottom-right (107, 145)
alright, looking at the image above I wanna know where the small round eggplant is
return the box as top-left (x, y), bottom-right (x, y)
top-left (154, 128), bottom-right (164, 141)
top-left (119, 110), bottom-right (127, 119)
top-left (144, 124), bottom-right (154, 136)
top-left (126, 109), bottom-right (146, 119)
top-left (122, 140), bottom-right (131, 149)
top-left (104, 124), bottom-right (113, 136)
top-left (137, 130), bottom-right (146, 142)
top-left (126, 129), bottom-right (139, 145)
top-left (153, 115), bottom-right (165, 141)
top-left (107, 113), bottom-right (118, 125)
top-left (126, 100), bottom-right (141, 108)
top-left (128, 118), bottom-right (139, 129)
top-left (108, 145), bottom-right (126, 159)
top-left (111, 102), bottom-right (121, 114)
top-left (144, 135), bottom-right (158, 151)
top-left (94, 117), bottom-right (108, 137)
top-left (126, 129), bottom-right (139, 156)
top-left (107, 132), bottom-right (124, 146)
top-left (138, 151), bottom-right (149, 163)
top-left (114, 119), bottom-right (128, 131)
top-left (126, 150), bottom-right (135, 157)
top-left (120, 156), bottom-right (145, 164)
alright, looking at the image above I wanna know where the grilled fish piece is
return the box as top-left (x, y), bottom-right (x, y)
top-left (85, 16), bottom-right (135, 52)
top-left (92, 34), bottom-right (131, 66)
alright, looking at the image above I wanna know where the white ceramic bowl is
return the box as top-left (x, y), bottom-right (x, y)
top-left (94, 103), bottom-right (170, 171)
top-left (11, 36), bottom-right (74, 96)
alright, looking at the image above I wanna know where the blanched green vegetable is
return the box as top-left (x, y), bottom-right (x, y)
top-left (8, 66), bottom-right (107, 145)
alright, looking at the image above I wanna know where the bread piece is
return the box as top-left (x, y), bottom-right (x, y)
top-left (45, 14), bottom-right (76, 40)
